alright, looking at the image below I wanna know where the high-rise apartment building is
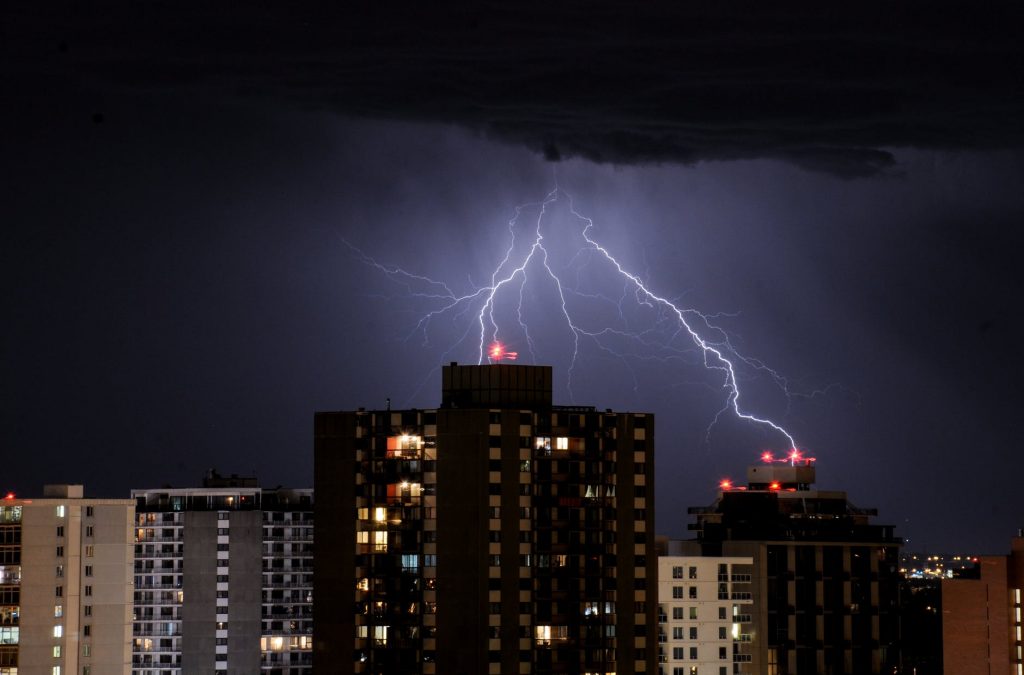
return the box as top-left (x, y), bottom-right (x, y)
top-left (0, 484), bottom-right (135, 675)
top-left (685, 456), bottom-right (901, 675)
top-left (130, 475), bottom-right (312, 675)
top-left (655, 542), bottom-right (756, 675)
top-left (314, 362), bottom-right (657, 674)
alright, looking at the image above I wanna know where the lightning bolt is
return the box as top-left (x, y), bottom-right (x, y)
top-left (343, 186), bottom-right (800, 453)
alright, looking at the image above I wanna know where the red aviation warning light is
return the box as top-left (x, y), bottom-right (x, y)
top-left (769, 481), bottom-right (781, 491)
top-left (3, 492), bottom-right (13, 500)
top-left (761, 451), bottom-right (774, 463)
top-left (487, 341), bottom-right (518, 362)
top-left (719, 479), bottom-right (733, 491)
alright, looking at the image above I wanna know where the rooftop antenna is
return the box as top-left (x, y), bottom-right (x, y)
top-left (386, 397), bottom-right (391, 411)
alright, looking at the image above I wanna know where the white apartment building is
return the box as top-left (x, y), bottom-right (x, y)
top-left (0, 484), bottom-right (135, 675)
top-left (657, 553), bottom-right (756, 675)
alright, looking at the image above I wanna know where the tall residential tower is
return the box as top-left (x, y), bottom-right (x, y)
top-left (0, 484), bottom-right (135, 675)
top-left (314, 362), bottom-right (657, 675)
top-left (685, 455), bottom-right (901, 675)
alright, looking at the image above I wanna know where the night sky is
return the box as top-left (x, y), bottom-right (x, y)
top-left (4, 2), bottom-right (1024, 554)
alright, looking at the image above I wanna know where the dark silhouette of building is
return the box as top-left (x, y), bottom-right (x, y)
top-left (683, 454), bottom-right (901, 674)
top-left (314, 362), bottom-right (657, 674)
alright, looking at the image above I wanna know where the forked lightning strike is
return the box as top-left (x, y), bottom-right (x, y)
top-left (344, 187), bottom-right (800, 453)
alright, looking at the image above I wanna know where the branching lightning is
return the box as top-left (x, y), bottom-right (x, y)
top-left (343, 186), bottom-right (801, 453)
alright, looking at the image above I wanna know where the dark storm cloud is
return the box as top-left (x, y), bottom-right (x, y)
top-left (8, 1), bottom-right (1024, 176)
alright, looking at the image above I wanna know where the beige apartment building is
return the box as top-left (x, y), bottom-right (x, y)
top-left (0, 484), bottom-right (134, 675)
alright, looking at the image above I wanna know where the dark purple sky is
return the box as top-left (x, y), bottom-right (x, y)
top-left (3, 1), bottom-right (1024, 553)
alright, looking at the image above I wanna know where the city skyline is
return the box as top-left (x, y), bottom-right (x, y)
top-left (4, 2), bottom-right (1024, 556)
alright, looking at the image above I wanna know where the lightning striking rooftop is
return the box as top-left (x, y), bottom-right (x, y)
top-left (344, 186), bottom-right (800, 453)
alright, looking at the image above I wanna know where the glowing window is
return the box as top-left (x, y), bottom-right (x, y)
top-left (535, 437), bottom-right (551, 451)
top-left (55, 506), bottom-right (65, 518)
top-left (373, 531), bottom-right (388, 552)
top-left (555, 437), bottom-right (569, 450)
top-left (356, 531), bottom-right (369, 544)
top-left (373, 625), bottom-right (388, 646)
top-left (374, 507), bottom-right (386, 523)
top-left (53, 625), bottom-right (63, 638)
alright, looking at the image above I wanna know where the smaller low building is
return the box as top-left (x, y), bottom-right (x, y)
top-left (940, 533), bottom-right (1024, 675)
top-left (657, 540), bottom-right (756, 675)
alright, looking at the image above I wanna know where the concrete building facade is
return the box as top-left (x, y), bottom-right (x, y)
top-left (314, 362), bottom-right (658, 675)
top-left (656, 547), bottom-right (756, 675)
top-left (130, 476), bottom-right (312, 675)
top-left (0, 484), bottom-right (135, 675)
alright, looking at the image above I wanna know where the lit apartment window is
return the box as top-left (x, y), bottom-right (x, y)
top-left (54, 605), bottom-right (62, 617)
top-left (555, 437), bottom-right (569, 450)
top-left (53, 645), bottom-right (61, 657)
top-left (373, 531), bottom-right (388, 552)
top-left (55, 505), bottom-right (65, 518)
top-left (52, 667), bottom-right (61, 675)
top-left (53, 625), bottom-right (63, 638)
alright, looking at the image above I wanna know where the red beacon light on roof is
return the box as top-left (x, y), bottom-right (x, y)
top-left (3, 492), bottom-right (14, 500)
top-left (761, 451), bottom-right (774, 463)
top-left (769, 481), bottom-right (781, 491)
top-left (487, 341), bottom-right (518, 362)
top-left (719, 479), bottom-right (733, 491)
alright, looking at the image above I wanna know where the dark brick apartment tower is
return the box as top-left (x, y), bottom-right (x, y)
top-left (314, 363), bottom-right (657, 675)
